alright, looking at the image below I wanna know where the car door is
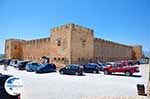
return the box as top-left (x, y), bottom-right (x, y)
top-left (63, 65), bottom-right (71, 74)
top-left (44, 64), bottom-right (52, 72)
top-left (116, 64), bottom-right (123, 72)
top-left (32, 63), bottom-right (39, 71)
top-left (109, 64), bottom-right (117, 72)
top-left (84, 64), bottom-right (91, 72)
top-left (42, 65), bottom-right (49, 72)
top-left (87, 64), bottom-right (95, 72)
top-left (70, 66), bottom-right (77, 74)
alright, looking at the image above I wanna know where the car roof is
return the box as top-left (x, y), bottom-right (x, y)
top-left (69, 64), bottom-right (81, 67)
top-left (107, 62), bottom-right (115, 64)
top-left (28, 61), bottom-right (39, 64)
top-left (87, 63), bottom-right (98, 65)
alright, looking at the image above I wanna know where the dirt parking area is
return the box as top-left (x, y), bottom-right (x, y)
top-left (0, 64), bottom-right (149, 99)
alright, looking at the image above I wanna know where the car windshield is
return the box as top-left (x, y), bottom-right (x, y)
top-left (102, 63), bottom-right (107, 66)
top-left (37, 64), bottom-right (48, 69)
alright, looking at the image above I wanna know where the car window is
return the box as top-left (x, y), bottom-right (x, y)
top-left (32, 63), bottom-right (38, 65)
top-left (86, 64), bottom-right (96, 68)
top-left (65, 65), bottom-right (71, 69)
top-left (70, 66), bottom-right (78, 69)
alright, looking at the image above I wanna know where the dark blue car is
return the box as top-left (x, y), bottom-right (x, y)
top-left (83, 63), bottom-right (102, 73)
top-left (35, 63), bottom-right (56, 73)
top-left (59, 64), bottom-right (83, 76)
top-left (26, 62), bottom-right (41, 72)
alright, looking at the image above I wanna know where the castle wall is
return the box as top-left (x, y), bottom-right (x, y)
top-left (70, 24), bottom-right (94, 64)
top-left (22, 38), bottom-right (51, 62)
top-left (94, 38), bottom-right (132, 62)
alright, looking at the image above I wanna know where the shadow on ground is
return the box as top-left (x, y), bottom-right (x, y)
top-left (108, 74), bottom-right (142, 78)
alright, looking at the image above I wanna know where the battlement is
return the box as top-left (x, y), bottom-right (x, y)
top-left (51, 23), bottom-right (94, 34)
top-left (94, 38), bottom-right (132, 48)
top-left (26, 37), bottom-right (51, 45)
top-left (6, 38), bottom-right (26, 43)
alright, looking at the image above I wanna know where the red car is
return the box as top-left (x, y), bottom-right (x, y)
top-left (104, 62), bottom-right (140, 76)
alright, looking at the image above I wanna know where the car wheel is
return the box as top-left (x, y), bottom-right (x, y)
top-left (60, 71), bottom-right (64, 74)
top-left (104, 70), bottom-right (109, 75)
top-left (75, 72), bottom-right (79, 76)
top-left (125, 71), bottom-right (131, 76)
top-left (97, 70), bottom-right (100, 74)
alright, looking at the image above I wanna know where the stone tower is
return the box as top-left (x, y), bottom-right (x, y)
top-left (132, 45), bottom-right (143, 60)
top-left (50, 24), bottom-right (73, 66)
top-left (69, 24), bottom-right (94, 64)
top-left (5, 39), bottom-right (25, 59)
top-left (50, 23), bottom-right (94, 65)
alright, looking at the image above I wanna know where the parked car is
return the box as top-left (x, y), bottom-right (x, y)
top-left (59, 64), bottom-right (83, 76)
top-left (97, 62), bottom-right (107, 71)
top-left (0, 74), bottom-right (20, 99)
top-left (16, 61), bottom-right (31, 70)
top-left (103, 62), bottom-right (140, 76)
top-left (120, 60), bottom-right (128, 66)
top-left (26, 62), bottom-right (41, 72)
top-left (83, 63), bottom-right (102, 73)
top-left (0, 59), bottom-right (5, 65)
top-left (9, 60), bottom-right (19, 68)
top-left (0, 59), bottom-right (11, 65)
top-left (35, 63), bottom-right (56, 73)
top-left (106, 62), bottom-right (116, 66)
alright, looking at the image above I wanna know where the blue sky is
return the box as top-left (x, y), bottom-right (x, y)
top-left (0, 0), bottom-right (149, 53)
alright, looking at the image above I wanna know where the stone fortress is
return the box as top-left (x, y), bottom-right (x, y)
top-left (5, 23), bottom-right (143, 67)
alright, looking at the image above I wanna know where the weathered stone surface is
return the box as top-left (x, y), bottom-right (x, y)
top-left (5, 23), bottom-right (143, 67)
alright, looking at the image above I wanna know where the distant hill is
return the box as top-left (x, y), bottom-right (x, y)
top-left (144, 51), bottom-right (150, 58)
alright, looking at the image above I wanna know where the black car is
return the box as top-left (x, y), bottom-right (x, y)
top-left (35, 63), bottom-right (56, 73)
top-left (26, 62), bottom-right (41, 72)
top-left (59, 64), bottom-right (83, 76)
top-left (0, 59), bottom-right (11, 65)
top-left (17, 61), bottom-right (31, 70)
top-left (83, 63), bottom-right (101, 73)
top-left (0, 59), bottom-right (5, 65)
top-left (0, 73), bottom-right (20, 99)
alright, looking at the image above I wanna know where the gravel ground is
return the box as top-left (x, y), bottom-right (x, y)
top-left (0, 64), bottom-right (149, 99)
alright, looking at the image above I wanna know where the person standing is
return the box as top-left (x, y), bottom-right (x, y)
top-left (3, 59), bottom-right (9, 70)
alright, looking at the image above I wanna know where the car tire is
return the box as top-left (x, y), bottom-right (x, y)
top-left (125, 71), bottom-right (131, 76)
top-left (97, 70), bottom-right (100, 74)
top-left (75, 72), bottom-right (79, 76)
top-left (104, 70), bottom-right (109, 75)
top-left (60, 71), bottom-right (64, 74)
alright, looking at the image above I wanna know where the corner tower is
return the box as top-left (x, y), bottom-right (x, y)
top-left (5, 39), bottom-right (25, 59)
top-left (50, 24), bottom-right (73, 66)
top-left (70, 24), bottom-right (94, 64)
top-left (50, 23), bottom-right (94, 66)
